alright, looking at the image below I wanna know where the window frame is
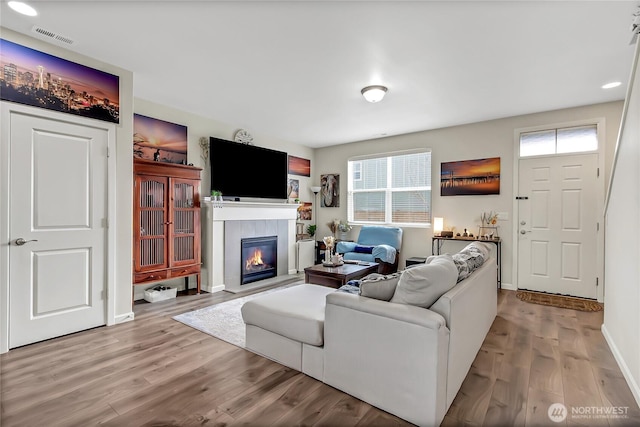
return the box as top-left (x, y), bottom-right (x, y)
top-left (352, 161), bottom-right (362, 182)
top-left (347, 148), bottom-right (432, 227)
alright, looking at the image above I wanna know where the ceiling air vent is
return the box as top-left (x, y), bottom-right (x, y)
top-left (31, 26), bottom-right (75, 45)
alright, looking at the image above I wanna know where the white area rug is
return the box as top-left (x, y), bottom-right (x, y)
top-left (173, 281), bottom-right (303, 348)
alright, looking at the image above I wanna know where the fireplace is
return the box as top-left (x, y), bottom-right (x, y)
top-left (241, 236), bottom-right (277, 285)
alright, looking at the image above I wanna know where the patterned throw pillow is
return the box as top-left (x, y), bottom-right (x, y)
top-left (337, 284), bottom-right (361, 294)
top-left (447, 241), bottom-right (491, 282)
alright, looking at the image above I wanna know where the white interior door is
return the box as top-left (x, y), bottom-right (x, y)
top-left (517, 153), bottom-right (598, 299)
top-left (9, 111), bottom-right (108, 348)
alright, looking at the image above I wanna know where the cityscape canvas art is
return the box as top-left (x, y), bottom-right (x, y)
top-left (133, 114), bottom-right (188, 164)
top-left (441, 157), bottom-right (501, 196)
top-left (0, 38), bottom-right (119, 123)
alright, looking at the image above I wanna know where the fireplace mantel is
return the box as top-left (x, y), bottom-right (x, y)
top-left (202, 201), bottom-right (300, 293)
top-left (207, 200), bottom-right (300, 221)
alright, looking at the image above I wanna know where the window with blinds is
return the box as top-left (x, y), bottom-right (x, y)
top-left (520, 124), bottom-right (598, 157)
top-left (347, 150), bottom-right (431, 226)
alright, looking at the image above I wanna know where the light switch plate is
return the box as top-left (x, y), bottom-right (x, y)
top-left (497, 212), bottom-right (509, 220)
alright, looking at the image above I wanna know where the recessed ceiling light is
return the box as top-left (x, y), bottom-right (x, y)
top-left (8, 1), bottom-right (37, 16)
top-left (601, 81), bottom-right (621, 89)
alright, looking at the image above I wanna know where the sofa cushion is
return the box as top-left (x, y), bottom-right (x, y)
top-left (343, 252), bottom-right (375, 263)
top-left (241, 284), bottom-right (335, 346)
top-left (390, 254), bottom-right (458, 308)
top-left (359, 272), bottom-right (402, 301)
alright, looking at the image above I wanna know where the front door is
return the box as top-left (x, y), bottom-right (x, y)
top-left (517, 153), bottom-right (598, 299)
top-left (9, 110), bottom-right (108, 348)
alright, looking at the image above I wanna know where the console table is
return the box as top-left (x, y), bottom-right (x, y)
top-left (431, 236), bottom-right (502, 289)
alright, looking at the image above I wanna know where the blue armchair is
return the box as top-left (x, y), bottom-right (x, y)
top-left (336, 225), bottom-right (403, 274)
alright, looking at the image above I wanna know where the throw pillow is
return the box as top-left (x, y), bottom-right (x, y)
top-left (359, 272), bottom-right (402, 301)
top-left (451, 241), bottom-right (491, 282)
top-left (354, 245), bottom-right (375, 254)
top-left (390, 254), bottom-right (458, 308)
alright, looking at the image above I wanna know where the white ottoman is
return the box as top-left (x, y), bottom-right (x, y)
top-left (241, 284), bottom-right (335, 379)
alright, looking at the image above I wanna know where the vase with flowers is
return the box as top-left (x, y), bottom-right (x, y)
top-left (322, 235), bottom-right (336, 264)
top-left (337, 221), bottom-right (352, 240)
top-left (480, 211), bottom-right (499, 239)
top-left (328, 219), bottom-right (352, 240)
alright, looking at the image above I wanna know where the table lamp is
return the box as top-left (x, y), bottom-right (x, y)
top-left (433, 217), bottom-right (444, 236)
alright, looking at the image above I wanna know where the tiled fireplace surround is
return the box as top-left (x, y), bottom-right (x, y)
top-left (202, 201), bottom-right (300, 293)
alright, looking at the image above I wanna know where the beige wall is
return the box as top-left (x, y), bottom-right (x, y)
top-left (314, 101), bottom-right (623, 287)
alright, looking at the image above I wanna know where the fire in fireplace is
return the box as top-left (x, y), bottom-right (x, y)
top-left (241, 236), bottom-right (277, 284)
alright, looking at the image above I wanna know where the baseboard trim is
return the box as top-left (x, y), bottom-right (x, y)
top-left (601, 324), bottom-right (640, 408)
top-left (500, 282), bottom-right (516, 291)
top-left (203, 284), bottom-right (226, 294)
top-left (114, 312), bottom-right (135, 324)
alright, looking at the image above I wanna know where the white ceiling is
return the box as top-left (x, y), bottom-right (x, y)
top-left (1, 1), bottom-right (638, 148)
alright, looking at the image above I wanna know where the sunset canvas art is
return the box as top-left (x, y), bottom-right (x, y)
top-left (441, 157), bottom-right (500, 196)
top-left (133, 114), bottom-right (187, 164)
top-left (288, 155), bottom-right (311, 177)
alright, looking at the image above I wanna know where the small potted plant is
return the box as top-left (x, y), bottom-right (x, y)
top-left (211, 190), bottom-right (223, 208)
top-left (306, 224), bottom-right (317, 237)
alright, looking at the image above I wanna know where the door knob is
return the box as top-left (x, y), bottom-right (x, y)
top-left (15, 238), bottom-right (38, 246)
top-left (520, 230), bottom-right (529, 235)
top-left (520, 220), bottom-right (526, 225)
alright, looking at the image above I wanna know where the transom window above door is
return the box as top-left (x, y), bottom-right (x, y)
top-left (519, 124), bottom-right (598, 157)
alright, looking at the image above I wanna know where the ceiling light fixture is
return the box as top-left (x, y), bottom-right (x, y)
top-left (601, 81), bottom-right (622, 89)
top-left (8, 1), bottom-right (37, 16)
top-left (361, 85), bottom-right (388, 103)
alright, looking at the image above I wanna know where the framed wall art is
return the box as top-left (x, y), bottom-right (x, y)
top-left (321, 173), bottom-right (340, 207)
top-left (287, 178), bottom-right (300, 200)
top-left (441, 157), bottom-right (500, 196)
top-left (298, 202), bottom-right (312, 220)
top-left (133, 114), bottom-right (187, 164)
top-left (288, 155), bottom-right (311, 177)
top-left (0, 38), bottom-right (119, 123)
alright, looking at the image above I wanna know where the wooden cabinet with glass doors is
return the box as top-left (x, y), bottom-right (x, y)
top-left (133, 158), bottom-right (202, 298)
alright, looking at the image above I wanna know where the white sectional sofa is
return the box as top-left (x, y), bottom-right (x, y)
top-left (241, 245), bottom-right (497, 426)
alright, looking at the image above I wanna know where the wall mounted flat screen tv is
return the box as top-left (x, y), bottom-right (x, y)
top-left (209, 137), bottom-right (288, 200)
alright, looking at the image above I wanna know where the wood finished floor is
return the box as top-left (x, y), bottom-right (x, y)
top-left (2, 287), bottom-right (639, 426)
